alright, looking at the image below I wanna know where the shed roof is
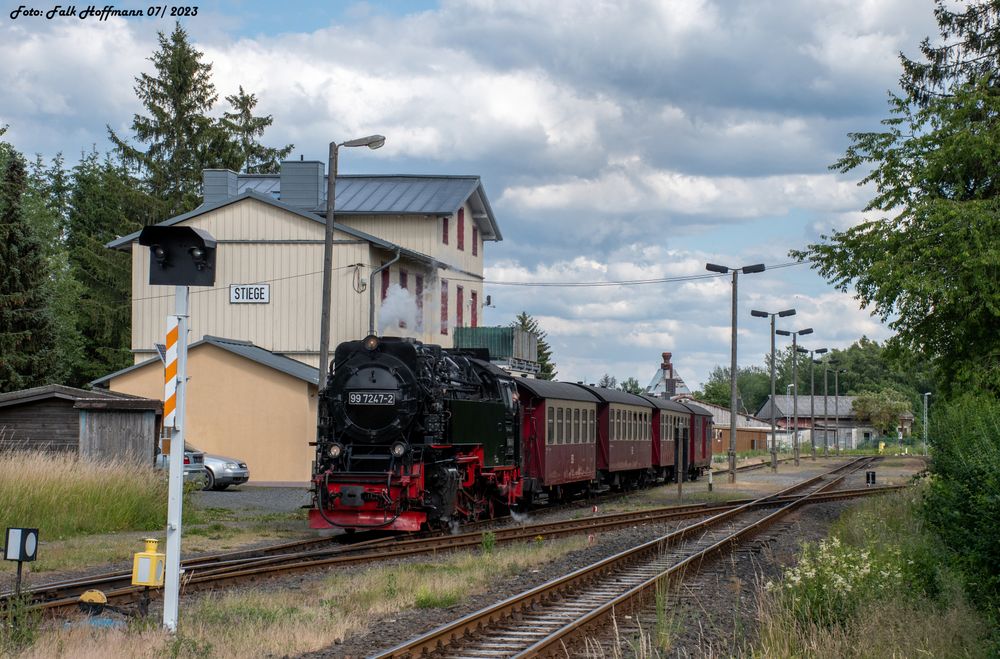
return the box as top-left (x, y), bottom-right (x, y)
top-left (0, 384), bottom-right (160, 411)
top-left (91, 336), bottom-right (320, 388)
top-left (516, 379), bottom-right (601, 403)
top-left (758, 395), bottom-right (860, 419)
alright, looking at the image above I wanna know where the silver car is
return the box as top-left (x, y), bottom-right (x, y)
top-left (187, 444), bottom-right (250, 491)
top-left (154, 447), bottom-right (209, 486)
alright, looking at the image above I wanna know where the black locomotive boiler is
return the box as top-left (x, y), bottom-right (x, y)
top-left (309, 335), bottom-right (523, 531)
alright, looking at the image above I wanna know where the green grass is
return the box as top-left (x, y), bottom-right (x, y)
top-left (0, 451), bottom-right (183, 540)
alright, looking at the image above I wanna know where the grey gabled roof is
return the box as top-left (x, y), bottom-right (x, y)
top-left (102, 190), bottom-right (469, 275)
top-left (239, 174), bottom-right (501, 240)
top-left (91, 336), bottom-right (319, 388)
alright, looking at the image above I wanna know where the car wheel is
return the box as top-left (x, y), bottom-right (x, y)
top-left (203, 469), bottom-right (215, 491)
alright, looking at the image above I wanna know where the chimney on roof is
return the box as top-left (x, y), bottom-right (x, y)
top-left (203, 169), bottom-right (238, 204)
top-left (661, 351), bottom-right (676, 398)
top-left (279, 160), bottom-right (324, 210)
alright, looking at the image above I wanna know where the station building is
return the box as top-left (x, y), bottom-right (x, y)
top-left (93, 161), bottom-right (502, 484)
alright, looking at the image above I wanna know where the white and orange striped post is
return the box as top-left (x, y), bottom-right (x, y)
top-left (162, 287), bottom-right (189, 633)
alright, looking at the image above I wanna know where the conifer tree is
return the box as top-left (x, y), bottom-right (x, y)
top-left (512, 311), bottom-right (557, 380)
top-left (0, 145), bottom-right (57, 391)
top-left (216, 86), bottom-right (293, 173)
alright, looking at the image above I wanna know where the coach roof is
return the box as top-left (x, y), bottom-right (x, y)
top-left (572, 384), bottom-right (655, 407)
top-left (516, 379), bottom-right (601, 403)
top-left (640, 394), bottom-right (692, 414)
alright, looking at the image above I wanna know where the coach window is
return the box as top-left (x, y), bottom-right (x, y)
top-left (547, 407), bottom-right (554, 445)
top-left (617, 409), bottom-right (622, 440)
top-left (589, 409), bottom-right (595, 443)
top-left (558, 408), bottom-right (565, 444)
top-left (573, 409), bottom-right (581, 443)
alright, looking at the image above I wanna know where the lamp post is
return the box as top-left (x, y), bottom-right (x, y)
top-left (751, 307), bottom-right (796, 471)
top-left (776, 326), bottom-right (813, 465)
top-left (705, 262), bottom-right (765, 483)
top-left (799, 346), bottom-right (828, 460)
top-left (922, 392), bottom-right (931, 456)
top-left (785, 383), bottom-right (793, 443)
top-left (832, 363), bottom-right (846, 453)
top-left (318, 134), bottom-right (386, 391)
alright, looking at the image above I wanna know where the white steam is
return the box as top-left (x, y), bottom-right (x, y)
top-left (379, 284), bottom-right (421, 336)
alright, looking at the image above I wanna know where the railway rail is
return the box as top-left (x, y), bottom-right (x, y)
top-left (3, 457), bottom-right (894, 618)
top-left (372, 456), bottom-right (880, 658)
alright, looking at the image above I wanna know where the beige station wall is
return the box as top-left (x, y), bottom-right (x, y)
top-left (132, 198), bottom-right (387, 363)
top-left (109, 344), bottom-right (316, 484)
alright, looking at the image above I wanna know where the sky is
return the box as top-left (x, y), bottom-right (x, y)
top-left (0, 0), bottom-right (940, 393)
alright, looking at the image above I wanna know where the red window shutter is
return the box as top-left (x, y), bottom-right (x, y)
top-left (440, 279), bottom-right (449, 335)
top-left (415, 275), bottom-right (424, 329)
top-left (442, 216), bottom-right (449, 245)
top-left (456, 286), bottom-right (464, 327)
top-left (471, 291), bottom-right (478, 327)
top-left (457, 208), bottom-right (465, 251)
top-left (381, 266), bottom-right (390, 301)
top-left (472, 227), bottom-right (478, 256)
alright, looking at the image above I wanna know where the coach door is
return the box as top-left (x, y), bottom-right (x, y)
top-left (673, 415), bottom-right (689, 483)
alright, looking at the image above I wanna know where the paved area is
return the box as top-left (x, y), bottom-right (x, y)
top-left (192, 485), bottom-right (311, 513)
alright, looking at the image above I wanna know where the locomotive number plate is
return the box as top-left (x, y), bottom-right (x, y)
top-left (348, 392), bottom-right (396, 405)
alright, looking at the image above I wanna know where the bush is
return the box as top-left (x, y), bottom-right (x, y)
top-left (921, 394), bottom-right (1000, 613)
top-left (0, 451), bottom-right (176, 538)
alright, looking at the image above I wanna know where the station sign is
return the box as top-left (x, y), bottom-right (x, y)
top-left (230, 284), bottom-right (270, 304)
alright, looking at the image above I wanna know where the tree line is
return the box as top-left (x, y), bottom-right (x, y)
top-left (0, 23), bottom-right (291, 392)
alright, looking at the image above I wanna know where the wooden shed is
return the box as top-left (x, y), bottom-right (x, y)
top-left (0, 385), bottom-right (161, 462)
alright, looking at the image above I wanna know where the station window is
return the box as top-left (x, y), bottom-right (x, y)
top-left (456, 286), bottom-right (464, 327)
top-left (442, 216), bottom-right (449, 245)
top-left (415, 275), bottom-right (424, 326)
top-left (472, 226), bottom-right (478, 256)
top-left (457, 207), bottom-right (465, 251)
top-left (471, 291), bottom-right (478, 327)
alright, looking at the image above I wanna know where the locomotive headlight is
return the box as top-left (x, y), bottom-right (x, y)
top-left (328, 443), bottom-right (344, 459)
top-left (363, 335), bottom-right (380, 351)
top-left (390, 441), bottom-right (407, 458)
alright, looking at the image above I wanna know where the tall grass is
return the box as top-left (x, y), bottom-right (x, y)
top-left (0, 451), bottom-right (170, 539)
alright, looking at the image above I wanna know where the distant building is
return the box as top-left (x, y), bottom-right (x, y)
top-left (756, 395), bottom-right (914, 449)
top-left (645, 352), bottom-right (692, 398)
top-left (672, 395), bottom-right (771, 452)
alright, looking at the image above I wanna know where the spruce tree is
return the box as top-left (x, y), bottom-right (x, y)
top-left (217, 86), bottom-right (293, 173)
top-left (512, 311), bottom-right (557, 380)
top-left (0, 147), bottom-right (57, 392)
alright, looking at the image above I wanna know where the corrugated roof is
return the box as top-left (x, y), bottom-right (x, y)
top-left (91, 336), bottom-right (319, 388)
top-left (759, 395), bottom-right (860, 419)
top-left (239, 174), bottom-right (501, 240)
top-left (516, 379), bottom-right (601, 403)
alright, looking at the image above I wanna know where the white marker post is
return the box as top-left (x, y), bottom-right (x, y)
top-left (162, 287), bottom-right (189, 632)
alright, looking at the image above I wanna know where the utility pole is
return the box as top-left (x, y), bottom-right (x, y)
top-left (705, 262), bottom-right (765, 483)
top-left (802, 347), bottom-right (827, 460)
top-left (923, 392), bottom-right (931, 456)
top-left (823, 362), bottom-right (829, 457)
top-left (776, 327), bottom-right (813, 465)
top-left (833, 365), bottom-right (843, 454)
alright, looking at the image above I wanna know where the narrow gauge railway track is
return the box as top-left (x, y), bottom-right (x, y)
top-left (8, 459), bottom-right (891, 617)
top-left (372, 457), bottom-right (880, 658)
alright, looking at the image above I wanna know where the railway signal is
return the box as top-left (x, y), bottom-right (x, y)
top-left (3, 527), bottom-right (39, 596)
top-left (137, 225), bottom-right (217, 633)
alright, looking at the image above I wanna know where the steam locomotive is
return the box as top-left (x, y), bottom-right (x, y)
top-left (309, 335), bottom-right (712, 532)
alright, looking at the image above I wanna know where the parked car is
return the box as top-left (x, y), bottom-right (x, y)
top-left (186, 444), bottom-right (250, 491)
top-left (154, 446), bottom-right (209, 486)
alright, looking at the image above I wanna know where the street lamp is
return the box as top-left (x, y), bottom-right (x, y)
top-left (776, 326), bottom-right (813, 465)
top-left (750, 307), bottom-right (795, 471)
top-left (922, 392), bottom-right (932, 456)
top-left (830, 362), bottom-right (847, 453)
top-left (799, 346), bottom-right (828, 460)
top-left (318, 135), bottom-right (386, 391)
top-left (705, 262), bottom-right (765, 483)
top-left (785, 383), bottom-right (794, 443)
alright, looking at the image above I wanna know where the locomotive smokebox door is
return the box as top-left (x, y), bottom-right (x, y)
top-left (138, 226), bottom-right (217, 287)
